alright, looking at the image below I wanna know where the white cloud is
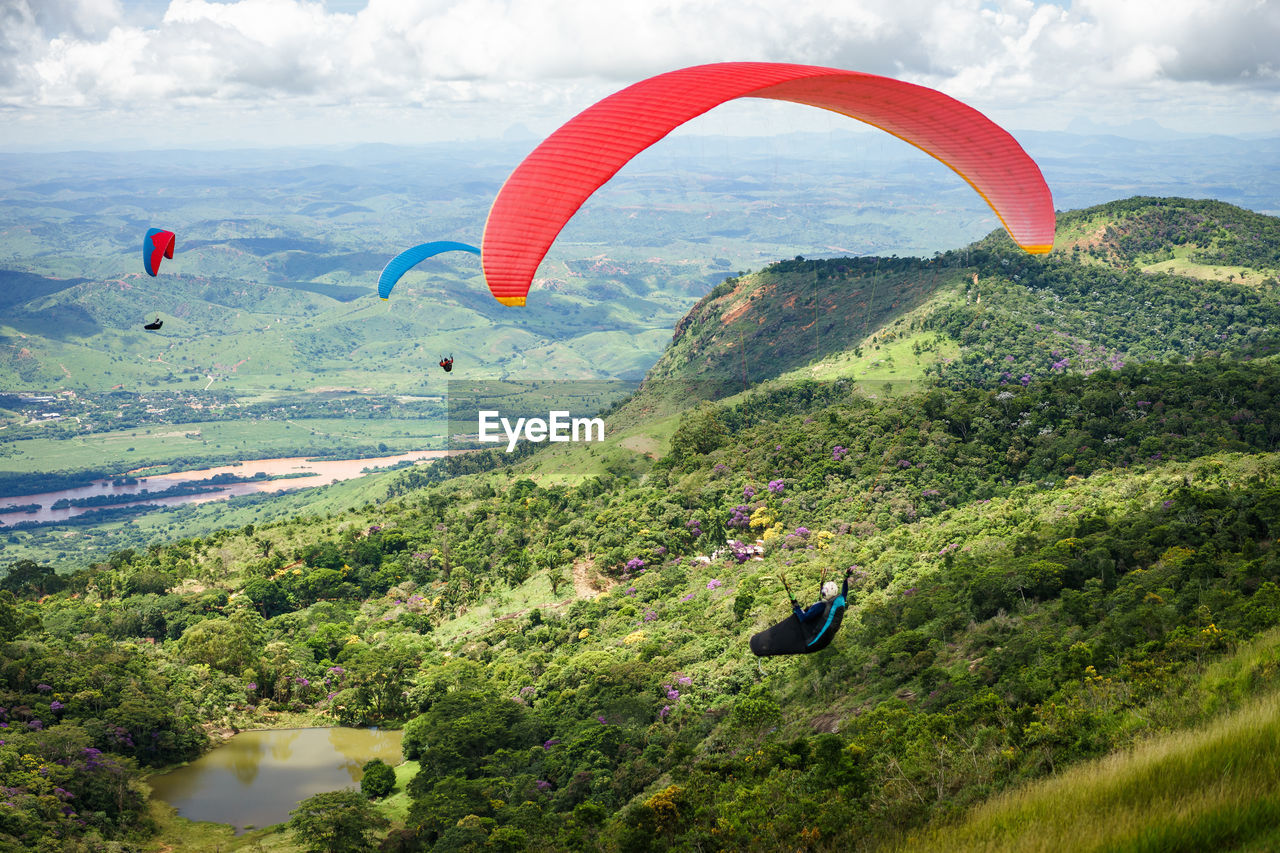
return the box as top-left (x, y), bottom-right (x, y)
top-left (1077, 0), bottom-right (1280, 87)
top-left (1, 0), bottom-right (1277, 147)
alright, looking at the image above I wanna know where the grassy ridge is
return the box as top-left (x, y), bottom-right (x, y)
top-left (909, 680), bottom-right (1280, 852)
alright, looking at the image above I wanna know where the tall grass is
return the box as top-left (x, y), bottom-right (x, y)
top-left (908, 689), bottom-right (1280, 852)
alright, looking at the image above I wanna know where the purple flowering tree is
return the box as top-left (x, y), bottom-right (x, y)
top-left (726, 505), bottom-right (751, 529)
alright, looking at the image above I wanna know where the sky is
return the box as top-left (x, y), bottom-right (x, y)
top-left (0, 0), bottom-right (1277, 150)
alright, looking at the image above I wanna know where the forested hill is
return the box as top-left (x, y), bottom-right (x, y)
top-left (1045, 196), bottom-right (1280, 272)
top-left (643, 196), bottom-right (1280, 404)
top-left (3, 197), bottom-right (1280, 852)
top-left (645, 254), bottom-right (958, 396)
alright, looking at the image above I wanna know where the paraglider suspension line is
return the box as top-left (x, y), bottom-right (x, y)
top-left (780, 574), bottom-right (797, 604)
top-left (813, 269), bottom-right (820, 365)
top-left (863, 258), bottom-right (881, 340)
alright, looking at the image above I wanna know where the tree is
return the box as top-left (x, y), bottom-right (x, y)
top-left (290, 790), bottom-right (390, 853)
top-left (297, 568), bottom-right (346, 604)
top-left (666, 403), bottom-right (729, 466)
top-left (178, 608), bottom-right (264, 676)
top-left (334, 644), bottom-right (417, 725)
top-left (243, 577), bottom-right (293, 618)
top-left (0, 590), bottom-right (24, 642)
top-left (361, 758), bottom-right (396, 799)
top-left (122, 568), bottom-right (170, 597)
top-left (402, 688), bottom-right (530, 776)
top-left (547, 563), bottom-right (568, 598)
top-left (1, 558), bottom-right (66, 598)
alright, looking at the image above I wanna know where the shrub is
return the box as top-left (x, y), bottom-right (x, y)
top-left (361, 758), bottom-right (397, 799)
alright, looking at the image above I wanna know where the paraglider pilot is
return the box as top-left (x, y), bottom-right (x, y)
top-left (750, 565), bottom-right (854, 656)
top-left (438, 355), bottom-right (454, 373)
top-left (789, 566), bottom-right (855, 626)
top-left (143, 317), bottom-right (163, 331)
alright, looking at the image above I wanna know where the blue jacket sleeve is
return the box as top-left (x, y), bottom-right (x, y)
top-left (795, 601), bottom-right (825, 623)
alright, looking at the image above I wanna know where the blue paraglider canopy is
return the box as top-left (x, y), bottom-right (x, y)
top-left (378, 241), bottom-right (480, 300)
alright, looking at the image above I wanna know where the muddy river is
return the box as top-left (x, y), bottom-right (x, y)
top-left (0, 450), bottom-right (448, 526)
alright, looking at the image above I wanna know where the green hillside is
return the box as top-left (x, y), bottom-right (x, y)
top-left (628, 196), bottom-right (1280, 417)
top-left (0, 147), bottom-right (724, 397)
top-left (1049, 196), bottom-right (1280, 278)
top-left (646, 255), bottom-right (960, 396)
top-left (907, 671), bottom-right (1280, 852)
top-left (3, 197), bottom-right (1280, 852)
top-left (0, 265), bottom-right (688, 392)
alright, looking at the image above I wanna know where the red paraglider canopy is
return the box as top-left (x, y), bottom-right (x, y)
top-left (482, 62), bottom-right (1055, 306)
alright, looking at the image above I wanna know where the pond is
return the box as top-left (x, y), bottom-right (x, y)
top-left (148, 727), bottom-right (404, 832)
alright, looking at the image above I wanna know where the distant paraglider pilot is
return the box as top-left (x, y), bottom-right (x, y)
top-left (143, 317), bottom-right (163, 331)
top-left (750, 566), bottom-right (854, 656)
top-left (438, 356), bottom-right (454, 373)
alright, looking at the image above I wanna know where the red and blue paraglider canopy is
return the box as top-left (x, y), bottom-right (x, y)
top-left (482, 62), bottom-right (1056, 306)
top-left (143, 228), bottom-right (176, 277)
